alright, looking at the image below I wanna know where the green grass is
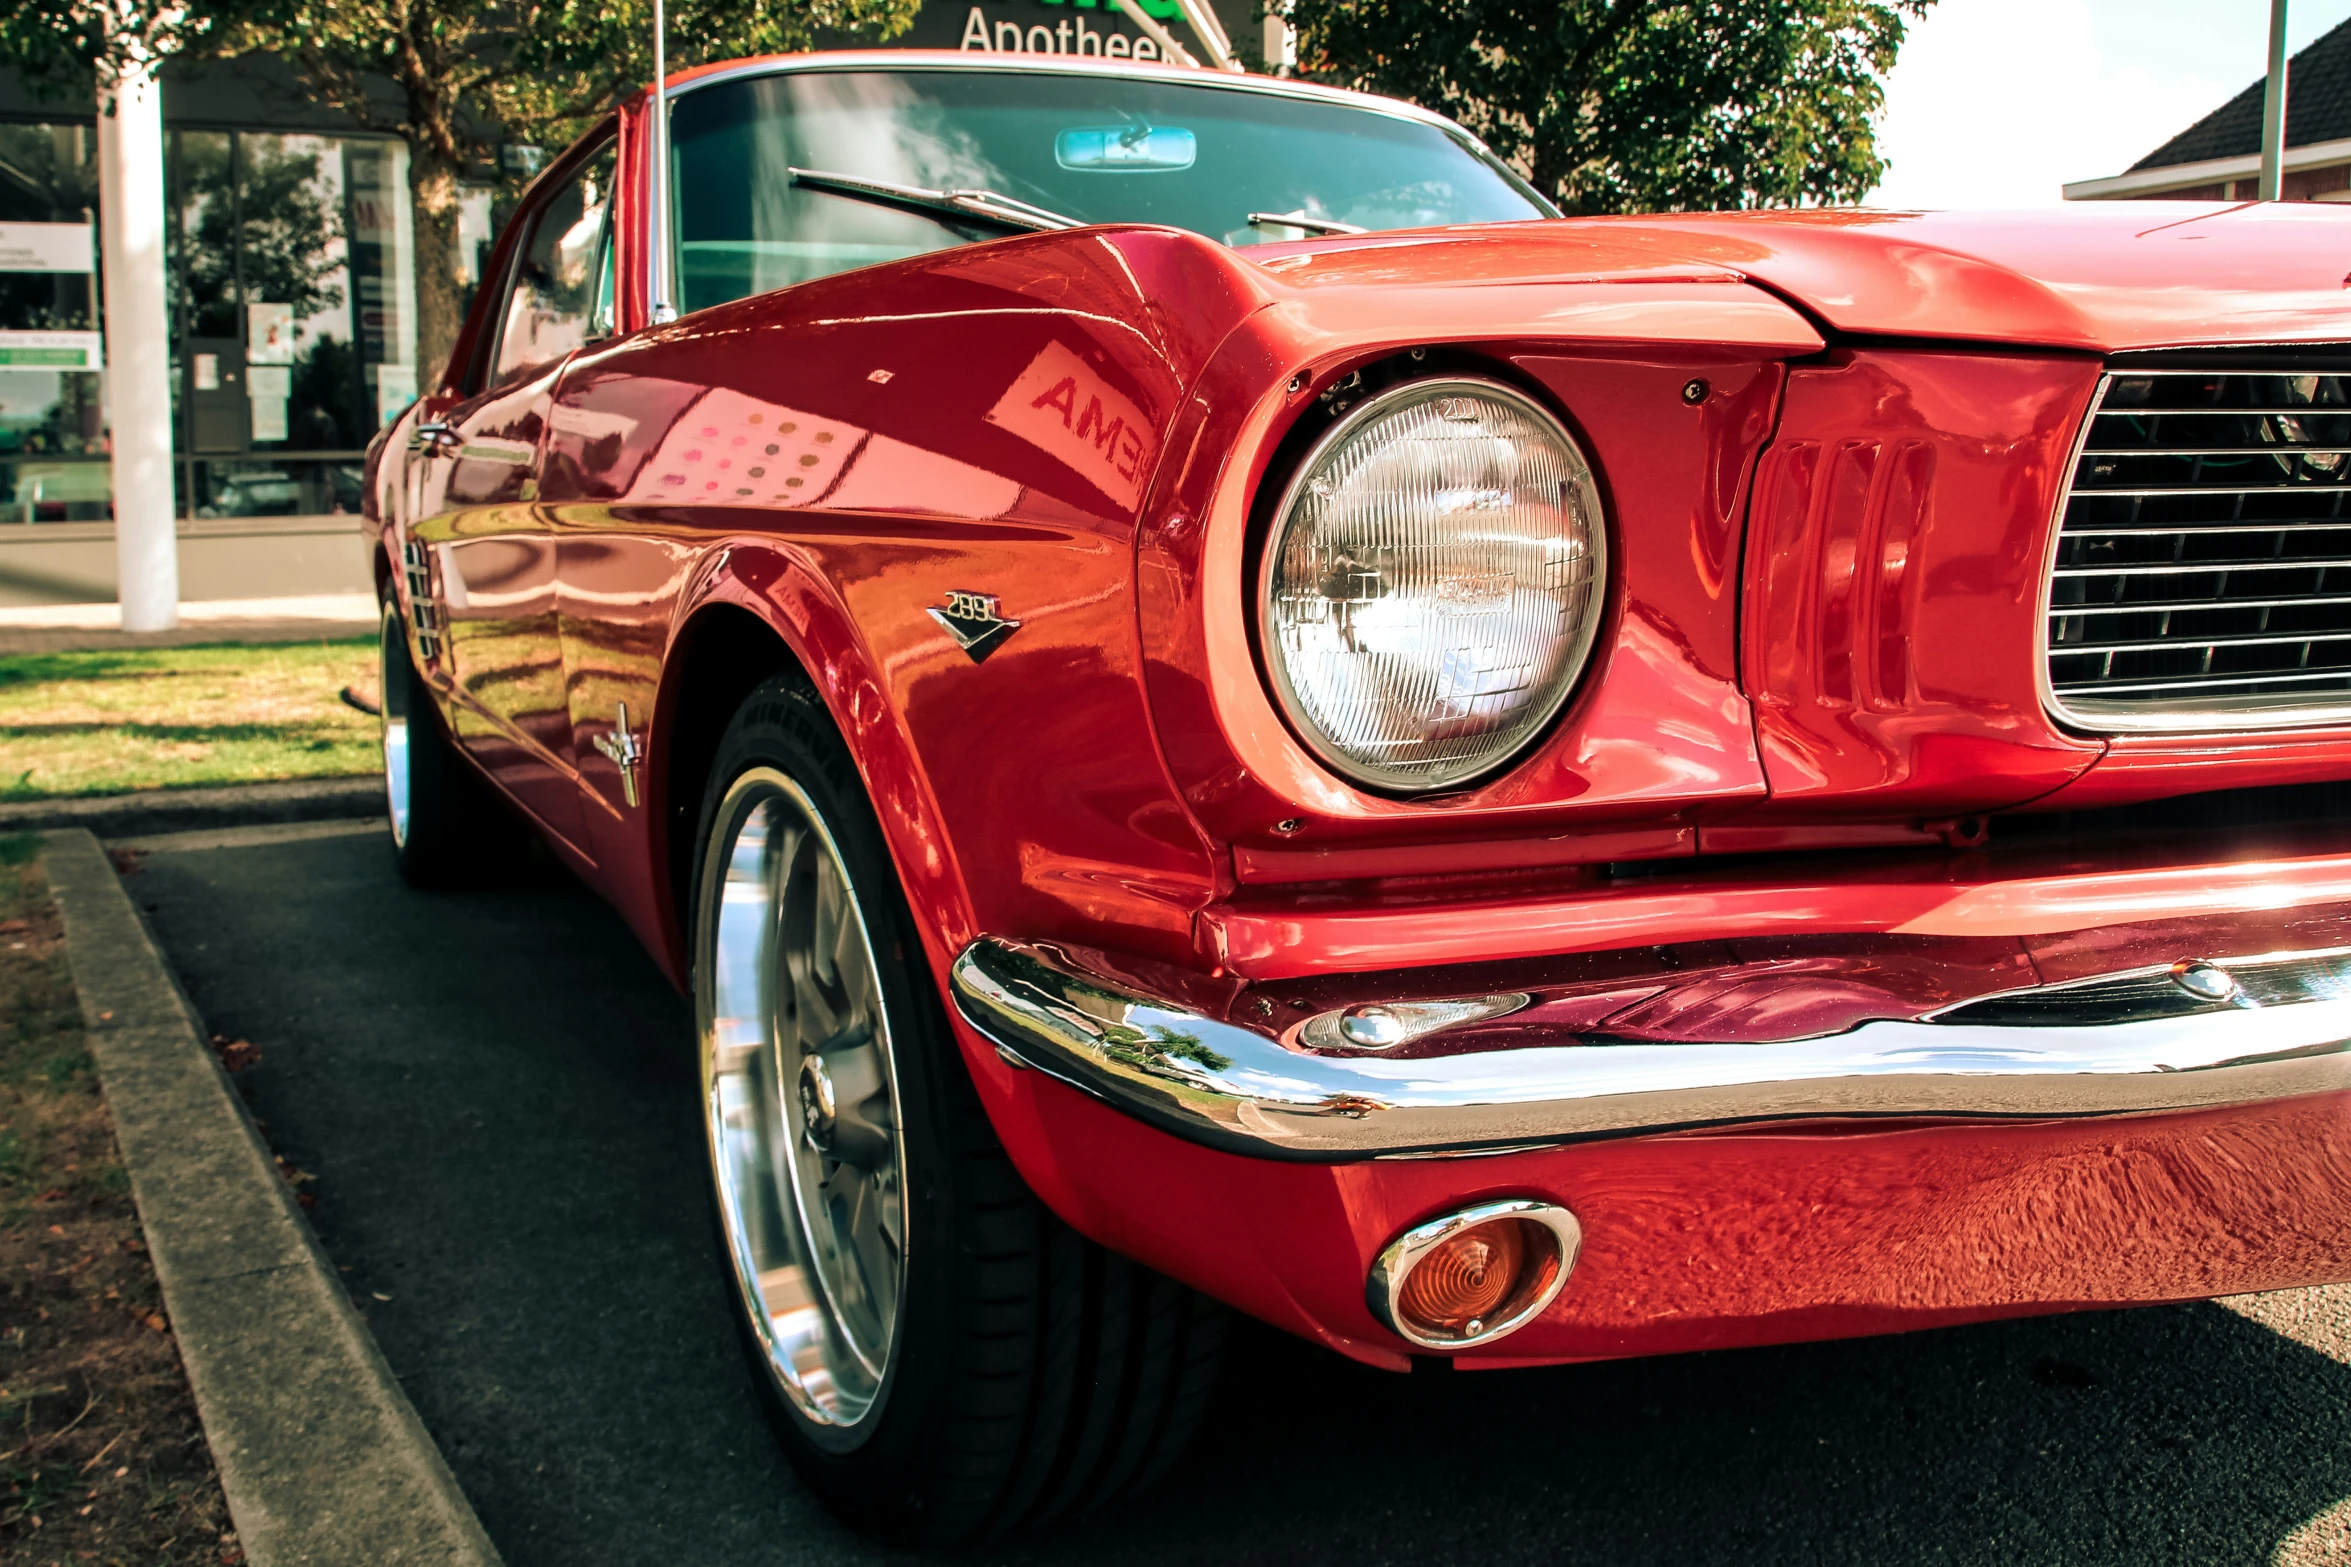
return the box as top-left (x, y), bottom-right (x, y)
top-left (0, 638), bottom-right (377, 799)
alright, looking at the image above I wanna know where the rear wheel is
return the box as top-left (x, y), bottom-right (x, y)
top-left (378, 588), bottom-right (516, 886)
top-left (692, 674), bottom-right (1226, 1544)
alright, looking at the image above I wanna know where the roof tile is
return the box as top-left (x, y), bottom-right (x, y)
top-left (2132, 15), bottom-right (2351, 170)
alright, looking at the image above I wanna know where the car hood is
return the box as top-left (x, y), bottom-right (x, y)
top-left (1250, 202), bottom-right (2351, 354)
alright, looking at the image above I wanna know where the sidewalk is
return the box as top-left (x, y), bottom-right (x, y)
top-left (0, 592), bottom-right (377, 654)
top-left (42, 829), bottom-right (505, 1567)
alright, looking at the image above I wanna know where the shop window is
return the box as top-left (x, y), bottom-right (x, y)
top-left (172, 130), bottom-right (420, 474)
top-left (1, 119), bottom-right (423, 523)
top-left (0, 122), bottom-right (108, 522)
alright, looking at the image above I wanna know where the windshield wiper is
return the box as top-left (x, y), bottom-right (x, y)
top-left (788, 168), bottom-right (1082, 235)
top-left (1245, 211), bottom-right (1368, 237)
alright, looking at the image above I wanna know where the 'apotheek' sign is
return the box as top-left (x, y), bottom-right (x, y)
top-left (869, 0), bottom-right (1253, 60)
top-left (0, 331), bottom-right (104, 369)
top-left (0, 222), bottom-right (95, 275)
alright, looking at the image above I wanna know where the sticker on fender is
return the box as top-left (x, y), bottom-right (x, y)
top-left (985, 341), bottom-right (1152, 511)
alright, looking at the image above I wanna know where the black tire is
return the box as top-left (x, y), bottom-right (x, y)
top-left (692, 673), bottom-right (1227, 1545)
top-left (377, 588), bottom-right (519, 886)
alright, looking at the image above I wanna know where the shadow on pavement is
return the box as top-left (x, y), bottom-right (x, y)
top-left (130, 832), bottom-right (2351, 1566)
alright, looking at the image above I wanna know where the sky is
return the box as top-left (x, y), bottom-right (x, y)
top-left (1868, 0), bottom-right (2351, 207)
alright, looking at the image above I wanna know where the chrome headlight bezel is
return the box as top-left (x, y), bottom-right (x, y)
top-left (1253, 374), bottom-right (1611, 795)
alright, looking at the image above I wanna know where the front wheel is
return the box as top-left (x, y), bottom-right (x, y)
top-left (692, 675), bottom-right (1226, 1544)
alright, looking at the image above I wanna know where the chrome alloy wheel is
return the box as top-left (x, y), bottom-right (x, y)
top-left (699, 768), bottom-right (907, 1433)
top-left (379, 606), bottom-right (412, 849)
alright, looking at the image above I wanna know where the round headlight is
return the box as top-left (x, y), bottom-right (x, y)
top-left (1257, 378), bottom-right (1608, 792)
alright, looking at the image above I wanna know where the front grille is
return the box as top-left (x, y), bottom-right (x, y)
top-left (2045, 362), bottom-right (2351, 728)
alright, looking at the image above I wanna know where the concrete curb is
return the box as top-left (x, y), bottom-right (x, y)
top-left (0, 776), bottom-right (382, 838)
top-left (42, 828), bottom-right (504, 1567)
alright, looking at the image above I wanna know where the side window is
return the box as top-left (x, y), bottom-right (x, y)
top-left (492, 141), bottom-right (617, 385)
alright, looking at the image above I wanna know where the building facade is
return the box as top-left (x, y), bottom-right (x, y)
top-left (2065, 17), bottom-right (2351, 203)
top-left (0, 59), bottom-right (420, 530)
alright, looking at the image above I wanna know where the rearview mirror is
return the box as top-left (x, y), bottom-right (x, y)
top-left (1055, 125), bottom-right (1197, 173)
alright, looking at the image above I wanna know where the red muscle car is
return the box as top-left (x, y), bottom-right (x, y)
top-left (367, 49), bottom-right (2351, 1542)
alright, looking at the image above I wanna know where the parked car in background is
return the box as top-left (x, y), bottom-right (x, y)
top-left (367, 50), bottom-right (2351, 1544)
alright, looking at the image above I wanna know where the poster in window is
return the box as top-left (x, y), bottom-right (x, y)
top-left (247, 303), bottom-right (295, 366)
top-left (248, 363), bottom-right (291, 441)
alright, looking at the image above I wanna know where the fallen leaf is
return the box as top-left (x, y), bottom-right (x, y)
top-left (0, 918), bottom-right (26, 933)
top-left (211, 1038), bottom-right (261, 1072)
top-left (97, 1010), bottom-right (113, 1022)
top-left (144, 1313), bottom-right (166, 1333)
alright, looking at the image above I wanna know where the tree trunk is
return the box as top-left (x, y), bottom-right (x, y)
top-left (408, 146), bottom-right (467, 393)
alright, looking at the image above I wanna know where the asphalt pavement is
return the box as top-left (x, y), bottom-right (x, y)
top-left (126, 827), bottom-right (2351, 1566)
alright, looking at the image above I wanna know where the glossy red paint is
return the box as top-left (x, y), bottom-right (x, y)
top-left (979, 1054), bottom-right (2351, 1371)
top-left (1735, 349), bottom-right (2107, 820)
top-left (1579, 203), bottom-right (2351, 351)
top-left (1199, 841), bottom-right (2351, 979)
top-left (355, 56), bottom-right (2351, 1373)
top-left (2026, 727), bottom-right (2351, 812)
top-left (1132, 291), bottom-right (1816, 864)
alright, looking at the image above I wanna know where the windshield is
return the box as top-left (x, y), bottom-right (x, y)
top-left (668, 68), bottom-right (1549, 315)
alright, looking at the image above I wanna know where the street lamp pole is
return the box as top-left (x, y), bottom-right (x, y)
top-left (2260, 0), bottom-right (2291, 201)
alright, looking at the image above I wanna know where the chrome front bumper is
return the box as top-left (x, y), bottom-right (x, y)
top-left (947, 937), bottom-right (2351, 1162)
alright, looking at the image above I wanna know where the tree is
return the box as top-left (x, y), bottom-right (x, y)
top-left (228, 0), bottom-right (921, 388)
top-left (0, 1), bottom-right (221, 91)
top-left (1289, 0), bottom-right (1933, 214)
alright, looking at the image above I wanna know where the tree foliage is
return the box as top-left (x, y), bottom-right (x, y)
top-left (1289, 0), bottom-right (1933, 214)
top-left (0, 0), bottom-right (221, 94)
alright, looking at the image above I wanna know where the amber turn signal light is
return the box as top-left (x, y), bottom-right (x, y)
top-left (1368, 1200), bottom-right (1581, 1351)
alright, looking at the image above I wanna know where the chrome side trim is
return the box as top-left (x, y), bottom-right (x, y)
top-left (1928, 944), bottom-right (2351, 1026)
top-left (946, 937), bottom-right (2351, 1162)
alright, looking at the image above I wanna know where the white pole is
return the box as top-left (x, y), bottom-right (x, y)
top-left (2260, 0), bottom-right (2290, 201)
top-left (98, 43), bottom-right (177, 631)
top-left (648, 0), bottom-right (675, 324)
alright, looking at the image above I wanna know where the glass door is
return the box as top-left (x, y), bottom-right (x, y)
top-left (168, 128), bottom-right (419, 519)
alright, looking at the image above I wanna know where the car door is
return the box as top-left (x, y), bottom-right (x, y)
top-left (407, 137), bottom-right (618, 856)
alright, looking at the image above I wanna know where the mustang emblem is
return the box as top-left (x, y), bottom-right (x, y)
top-left (593, 701), bottom-right (644, 808)
top-left (928, 590), bottom-right (1022, 663)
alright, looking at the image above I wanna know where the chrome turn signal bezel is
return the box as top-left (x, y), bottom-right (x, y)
top-left (1366, 1197), bottom-right (1582, 1351)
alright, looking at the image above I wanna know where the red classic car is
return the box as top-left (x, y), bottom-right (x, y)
top-left (367, 49), bottom-right (2351, 1541)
